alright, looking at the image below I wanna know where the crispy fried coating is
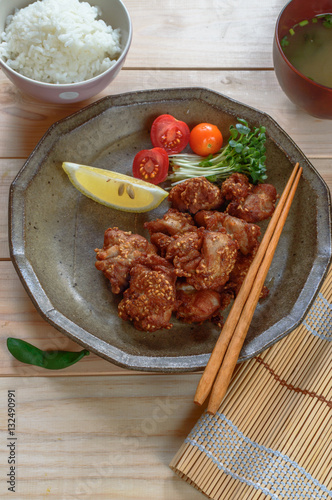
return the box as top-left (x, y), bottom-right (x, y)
top-left (175, 282), bottom-right (234, 327)
top-left (165, 230), bottom-right (203, 278)
top-left (226, 183), bottom-right (277, 222)
top-left (221, 173), bottom-right (251, 201)
top-left (150, 232), bottom-right (173, 257)
top-left (221, 173), bottom-right (277, 222)
top-left (144, 208), bottom-right (196, 236)
top-left (175, 283), bottom-right (222, 324)
top-left (118, 255), bottom-right (176, 332)
top-left (190, 230), bottom-right (239, 290)
top-left (95, 227), bottom-right (156, 294)
top-left (166, 228), bottom-right (239, 290)
top-left (169, 177), bottom-right (224, 214)
top-left (194, 210), bottom-right (261, 255)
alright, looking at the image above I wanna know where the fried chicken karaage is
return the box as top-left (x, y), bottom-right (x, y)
top-left (194, 210), bottom-right (261, 255)
top-left (221, 173), bottom-right (251, 201)
top-left (175, 282), bottom-right (223, 324)
top-left (95, 175), bottom-right (277, 332)
top-left (223, 178), bottom-right (277, 223)
top-left (165, 228), bottom-right (239, 290)
top-left (175, 282), bottom-right (234, 326)
top-left (95, 228), bottom-right (156, 294)
top-left (118, 254), bottom-right (176, 332)
top-left (169, 177), bottom-right (224, 214)
top-left (149, 232), bottom-right (173, 257)
top-left (144, 208), bottom-right (196, 236)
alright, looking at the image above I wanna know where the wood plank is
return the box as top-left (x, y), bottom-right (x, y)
top-left (1, 70), bottom-right (332, 159)
top-left (122, 0), bottom-right (281, 69)
top-left (0, 374), bottom-right (203, 499)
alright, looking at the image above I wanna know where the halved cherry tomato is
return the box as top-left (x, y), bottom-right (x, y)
top-left (132, 147), bottom-right (169, 185)
top-left (189, 123), bottom-right (223, 156)
top-left (150, 114), bottom-right (190, 154)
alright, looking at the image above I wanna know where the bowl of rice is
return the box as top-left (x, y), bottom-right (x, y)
top-left (0, 0), bottom-right (132, 103)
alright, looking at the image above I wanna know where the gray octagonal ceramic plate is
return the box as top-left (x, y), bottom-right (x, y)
top-left (9, 88), bottom-right (332, 372)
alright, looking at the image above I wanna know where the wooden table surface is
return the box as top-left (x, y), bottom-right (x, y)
top-left (0, 1), bottom-right (331, 498)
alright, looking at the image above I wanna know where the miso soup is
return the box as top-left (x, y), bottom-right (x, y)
top-left (281, 14), bottom-right (332, 88)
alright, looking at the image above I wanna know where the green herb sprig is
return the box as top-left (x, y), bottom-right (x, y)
top-left (281, 35), bottom-right (289, 47)
top-left (7, 338), bottom-right (89, 370)
top-left (168, 118), bottom-right (267, 186)
top-left (321, 14), bottom-right (332, 28)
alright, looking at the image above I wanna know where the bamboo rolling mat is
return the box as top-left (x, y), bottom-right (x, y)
top-left (170, 264), bottom-right (332, 499)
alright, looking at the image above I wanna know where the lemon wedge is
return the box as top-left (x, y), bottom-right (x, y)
top-left (62, 162), bottom-right (169, 213)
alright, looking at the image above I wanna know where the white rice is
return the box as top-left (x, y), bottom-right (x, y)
top-left (0, 0), bottom-right (122, 84)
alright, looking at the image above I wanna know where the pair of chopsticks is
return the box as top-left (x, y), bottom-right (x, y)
top-left (194, 163), bottom-right (303, 415)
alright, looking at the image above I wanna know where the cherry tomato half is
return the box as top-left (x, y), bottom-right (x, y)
top-left (189, 123), bottom-right (223, 156)
top-left (132, 147), bottom-right (169, 185)
top-left (150, 114), bottom-right (190, 154)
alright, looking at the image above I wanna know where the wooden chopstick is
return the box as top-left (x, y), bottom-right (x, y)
top-left (206, 165), bottom-right (302, 414)
top-left (194, 163), bottom-right (302, 414)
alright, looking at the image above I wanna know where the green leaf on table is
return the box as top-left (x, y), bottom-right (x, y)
top-left (7, 338), bottom-right (89, 370)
